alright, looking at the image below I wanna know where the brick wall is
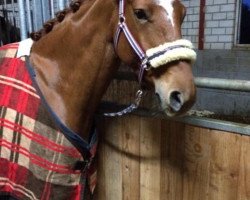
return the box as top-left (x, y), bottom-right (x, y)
top-left (182, 0), bottom-right (200, 49)
top-left (182, 0), bottom-right (237, 50)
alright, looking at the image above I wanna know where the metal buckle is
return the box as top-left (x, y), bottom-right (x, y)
top-left (141, 57), bottom-right (151, 71)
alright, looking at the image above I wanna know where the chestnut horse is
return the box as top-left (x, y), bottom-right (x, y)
top-left (0, 0), bottom-right (196, 199)
top-left (30, 0), bottom-right (196, 139)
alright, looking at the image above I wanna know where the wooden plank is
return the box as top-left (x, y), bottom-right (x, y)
top-left (96, 118), bottom-right (123, 200)
top-left (182, 125), bottom-right (211, 200)
top-left (237, 135), bottom-right (250, 200)
top-left (160, 121), bottom-right (185, 200)
top-left (208, 131), bottom-right (241, 200)
top-left (95, 119), bottom-right (107, 200)
top-left (96, 117), bottom-right (250, 200)
top-left (140, 117), bottom-right (161, 200)
top-left (121, 115), bottom-right (140, 200)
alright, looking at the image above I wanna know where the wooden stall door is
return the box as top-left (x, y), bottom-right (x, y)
top-left (95, 115), bottom-right (250, 200)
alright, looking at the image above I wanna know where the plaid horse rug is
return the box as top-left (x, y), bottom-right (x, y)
top-left (0, 42), bottom-right (97, 200)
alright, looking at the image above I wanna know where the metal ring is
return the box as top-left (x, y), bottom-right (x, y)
top-left (144, 64), bottom-right (151, 71)
top-left (119, 16), bottom-right (126, 23)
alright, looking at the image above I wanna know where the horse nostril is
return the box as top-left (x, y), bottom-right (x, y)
top-left (169, 91), bottom-right (183, 112)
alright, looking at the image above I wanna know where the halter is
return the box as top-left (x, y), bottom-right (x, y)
top-left (104, 0), bottom-right (196, 117)
top-left (114, 0), bottom-right (149, 85)
top-left (103, 0), bottom-right (148, 117)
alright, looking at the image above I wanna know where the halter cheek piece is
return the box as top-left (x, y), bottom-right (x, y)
top-left (113, 0), bottom-right (148, 86)
top-left (104, 0), bottom-right (197, 117)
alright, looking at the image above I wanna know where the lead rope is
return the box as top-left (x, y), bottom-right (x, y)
top-left (103, 60), bottom-right (149, 117)
top-left (103, 89), bottom-right (143, 117)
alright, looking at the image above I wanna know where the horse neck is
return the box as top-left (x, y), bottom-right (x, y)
top-left (30, 0), bottom-right (119, 140)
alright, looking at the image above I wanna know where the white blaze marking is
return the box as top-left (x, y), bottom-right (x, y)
top-left (158, 0), bottom-right (174, 25)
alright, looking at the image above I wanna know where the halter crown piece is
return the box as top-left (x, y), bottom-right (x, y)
top-left (104, 0), bottom-right (197, 117)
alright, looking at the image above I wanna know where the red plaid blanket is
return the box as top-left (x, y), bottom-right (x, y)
top-left (0, 43), bottom-right (97, 200)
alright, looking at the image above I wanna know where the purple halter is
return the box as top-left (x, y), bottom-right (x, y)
top-left (104, 0), bottom-right (149, 117)
top-left (114, 0), bottom-right (149, 85)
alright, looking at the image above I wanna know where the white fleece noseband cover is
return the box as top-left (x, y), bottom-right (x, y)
top-left (146, 39), bottom-right (197, 68)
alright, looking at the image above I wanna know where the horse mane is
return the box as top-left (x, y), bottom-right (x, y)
top-left (30, 0), bottom-right (84, 41)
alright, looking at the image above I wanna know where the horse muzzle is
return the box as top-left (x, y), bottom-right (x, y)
top-left (153, 59), bottom-right (197, 117)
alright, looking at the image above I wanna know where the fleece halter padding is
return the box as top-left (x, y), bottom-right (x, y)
top-left (146, 39), bottom-right (197, 68)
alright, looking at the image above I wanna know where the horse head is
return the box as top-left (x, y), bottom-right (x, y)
top-left (29, 0), bottom-right (196, 137)
top-left (112, 0), bottom-right (196, 116)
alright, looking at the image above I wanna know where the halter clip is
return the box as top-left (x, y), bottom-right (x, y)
top-left (135, 89), bottom-right (143, 106)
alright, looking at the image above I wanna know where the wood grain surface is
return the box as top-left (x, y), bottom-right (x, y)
top-left (95, 116), bottom-right (250, 200)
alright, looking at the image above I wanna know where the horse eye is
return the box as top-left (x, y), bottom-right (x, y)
top-left (134, 9), bottom-right (148, 21)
